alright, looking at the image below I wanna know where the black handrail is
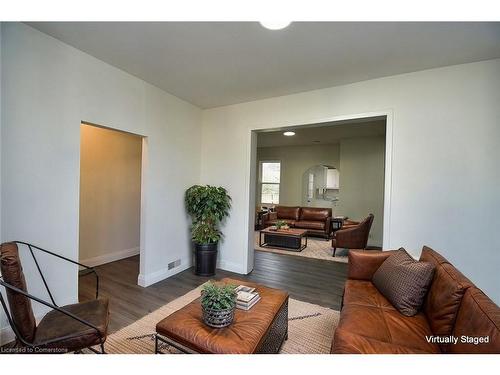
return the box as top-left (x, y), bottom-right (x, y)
top-left (0, 277), bottom-right (104, 350)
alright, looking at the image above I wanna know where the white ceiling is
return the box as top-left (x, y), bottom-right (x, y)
top-left (257, 118), bottom-right (386, 148)
top-left (27, 22), bottom-right (500, 109)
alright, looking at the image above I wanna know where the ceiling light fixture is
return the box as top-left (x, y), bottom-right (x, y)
top-left (283, 131), bottom-right (295, 136)
top-left (260, 21), bottom-right (291, 30)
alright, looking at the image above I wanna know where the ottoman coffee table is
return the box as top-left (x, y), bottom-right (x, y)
top-left (155, 278), bottom-right (289, 354)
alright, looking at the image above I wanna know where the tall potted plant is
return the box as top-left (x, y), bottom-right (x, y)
top-left (185, 185), bottom-right (231, 276)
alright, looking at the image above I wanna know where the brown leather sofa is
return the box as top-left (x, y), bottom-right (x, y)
top-left (263, 206), bottom-right (332, 239)
top-left (332, 247), bottom-right (500, 354)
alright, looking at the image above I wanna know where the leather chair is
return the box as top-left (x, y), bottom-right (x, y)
top-left (331, 214), bottom-right (374, 256)
top-left (0, 242), bottom-right (109, 353)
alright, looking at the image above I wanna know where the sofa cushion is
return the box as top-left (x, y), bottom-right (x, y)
top-left (423, 262), bottom-right (472, 338)
top-left (332, 330), bottom-right (437, 354)
top-left (343, 280), bottom-right (395, 310)
top-left (372, 249), bottom-right (435, 316)
top-left (35, 298), bottom-right (109, 352)
top-left (275, 206), bottom-right (300, 221)
top-left (334, 304), bottom-right (440, 353)
top-left (300, 207), bottom-right (331, 221)
top-left (419, 245), bottom-right (450, 265)
top-left (295, 220), bottom-right (325, 231)
top-left (347, 250), bottom-right (396, 280)
top-left (419, 246), bottom-right (473, 339)
top-left (448, 287), bottom-right (500, 354)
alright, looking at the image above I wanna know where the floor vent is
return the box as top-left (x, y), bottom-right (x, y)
top-left (168, 259), bottom-right (181, 270)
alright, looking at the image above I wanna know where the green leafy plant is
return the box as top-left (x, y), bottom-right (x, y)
top-left (185, 185), bottom-right (231, 244)
top-left (191, 221), bottom-right (221, 244)
top-left (201, 282), bottom-right (237, 311)
top-left (275, 219), bottom-right (287, 229)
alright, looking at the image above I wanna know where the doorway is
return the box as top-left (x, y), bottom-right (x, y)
top-left (251, 114), bottom-right (389, 265)
top-left (78, 123), bottom-right (143, 284)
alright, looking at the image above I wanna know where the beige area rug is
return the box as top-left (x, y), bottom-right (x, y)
top-left (255, 231), bottom-right (348, 263)
top-left (99, 285), bottom-right (340, 354)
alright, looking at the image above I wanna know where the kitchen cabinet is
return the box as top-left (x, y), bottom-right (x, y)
top-left (326, 168), bottom-right (340, 189)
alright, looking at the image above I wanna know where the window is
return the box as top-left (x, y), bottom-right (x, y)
top-left (260, 161), bottom-right (281, 204)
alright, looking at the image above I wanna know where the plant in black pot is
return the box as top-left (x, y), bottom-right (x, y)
top-left (185, 185), bottom-right (231, 276)
top-left (201, 282), bottom-right (237, 328)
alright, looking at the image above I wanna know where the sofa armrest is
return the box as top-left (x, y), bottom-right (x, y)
top-left (263, 212), bottom-right (277, 222)
top-left (325, 217), bottom-right (332, 234)
top-left (348, 250), bottom-right (398, 280)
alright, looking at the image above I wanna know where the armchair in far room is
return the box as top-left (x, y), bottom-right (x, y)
top-left (331, 214), bottom-right (374, 257)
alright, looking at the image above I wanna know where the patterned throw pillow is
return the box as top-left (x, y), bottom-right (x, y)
top-left (372, 249), bottom-right (435, 316)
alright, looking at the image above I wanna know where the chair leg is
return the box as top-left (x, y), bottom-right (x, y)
top-left (333, 247), bottom-right (336, 257)
top-left (100, 343), bottom-right (106, 354)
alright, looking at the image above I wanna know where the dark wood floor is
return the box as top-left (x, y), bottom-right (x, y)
top-left (79, 251), bottom-right (348, 333)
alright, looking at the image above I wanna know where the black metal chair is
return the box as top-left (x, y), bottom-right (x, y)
top-left (0, 241), bottom-right (109, 353)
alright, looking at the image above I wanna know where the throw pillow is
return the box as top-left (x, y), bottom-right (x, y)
top-left (372, 249), bottom-right (435, 316)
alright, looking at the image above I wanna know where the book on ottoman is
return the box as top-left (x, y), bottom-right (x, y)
top-left (236, 285), bottom-right (261, 310)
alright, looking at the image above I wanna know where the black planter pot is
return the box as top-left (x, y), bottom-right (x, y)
top-left (194, 242), bottom-right (218, 276)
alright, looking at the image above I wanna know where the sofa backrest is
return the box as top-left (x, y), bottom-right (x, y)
top-left (420, 246), bottom-right (473, 340)
top-left (420, 246), bottom-right (499, 353)
top-left (448, 287), bottom-right (500, 353)
top-left (275, 206), bottom-right (301, 221)
top-left (300, 207), bottom-right (332, 221)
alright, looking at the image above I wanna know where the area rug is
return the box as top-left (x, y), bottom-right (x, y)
top-left (99, 284), bottom-right (340, 354)
top-left (254, 231), bottom-right (348, 263)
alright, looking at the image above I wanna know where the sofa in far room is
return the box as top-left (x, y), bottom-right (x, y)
top-left (262, 205), bottom-right (332, 239)
top-left (331, 247), bottom-right (500, 354)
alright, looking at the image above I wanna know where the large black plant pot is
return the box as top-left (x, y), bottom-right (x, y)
top-left (194, 242), bottom-right (218, 276)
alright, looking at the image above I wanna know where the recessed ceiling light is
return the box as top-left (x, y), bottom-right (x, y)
top-left (283, 131), bottom-right (295, 136)
top-left (260, 21), bottom-right (291, 30)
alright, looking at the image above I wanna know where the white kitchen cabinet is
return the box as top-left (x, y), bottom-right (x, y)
top-left (326, 168), bottom-right (340, 189)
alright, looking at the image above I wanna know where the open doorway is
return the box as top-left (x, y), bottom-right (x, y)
top-left (252, 116), bottom-right (387, 264)
top-left (78, 123), bottom-right (143, 298)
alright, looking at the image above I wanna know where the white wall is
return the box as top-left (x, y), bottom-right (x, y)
top-left (79, 125), bottom-right (142, 266)
top-left (201, 58), bottom-right (500, 303)
top-left (256, 144), bottom-right (340, 207)
top-left (337, 136), bottom-right (385, 246)
top-left (1, 23), bottom-right (202, 340)
top-left (0, 23), bottom-right (5, 337)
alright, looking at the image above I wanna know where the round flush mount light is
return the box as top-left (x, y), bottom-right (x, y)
top-left (260, 21), bottom-right (291, 30)
top-left (283, 131), bottom-right (296, 136)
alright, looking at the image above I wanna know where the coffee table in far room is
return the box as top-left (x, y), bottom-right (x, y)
top-left (259, 227), bottom-right (308, 252)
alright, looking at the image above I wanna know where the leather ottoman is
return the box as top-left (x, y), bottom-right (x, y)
top-left (155, 278), bottom-right (289, 354)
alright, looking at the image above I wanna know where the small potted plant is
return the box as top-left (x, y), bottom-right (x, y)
top-left (185, 185), bottom-right (231, 276)
top-left (201, 282), bottom-right (237, 328)
top-left (275, 219), bottom-right (289, 231)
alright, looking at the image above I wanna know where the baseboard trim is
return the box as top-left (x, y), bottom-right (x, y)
top-left (218, 259), bottom-right (247, 274)
top-left (0, 323), bottom-right (16, 345)
top-left (138, 256), bottom-right (192, 287)
top-left (80, 247), bottom-right (140, 267)
top-left (1, 311), bottom-right (46, 346)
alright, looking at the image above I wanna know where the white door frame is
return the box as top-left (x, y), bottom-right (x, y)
top-left (79, 121), bottom-right (147, 282)
top-left (245, 110), bottom-right (394, 272)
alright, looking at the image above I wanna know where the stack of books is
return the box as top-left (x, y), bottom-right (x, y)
top-left (235, 285), bottom-right (261, 310)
